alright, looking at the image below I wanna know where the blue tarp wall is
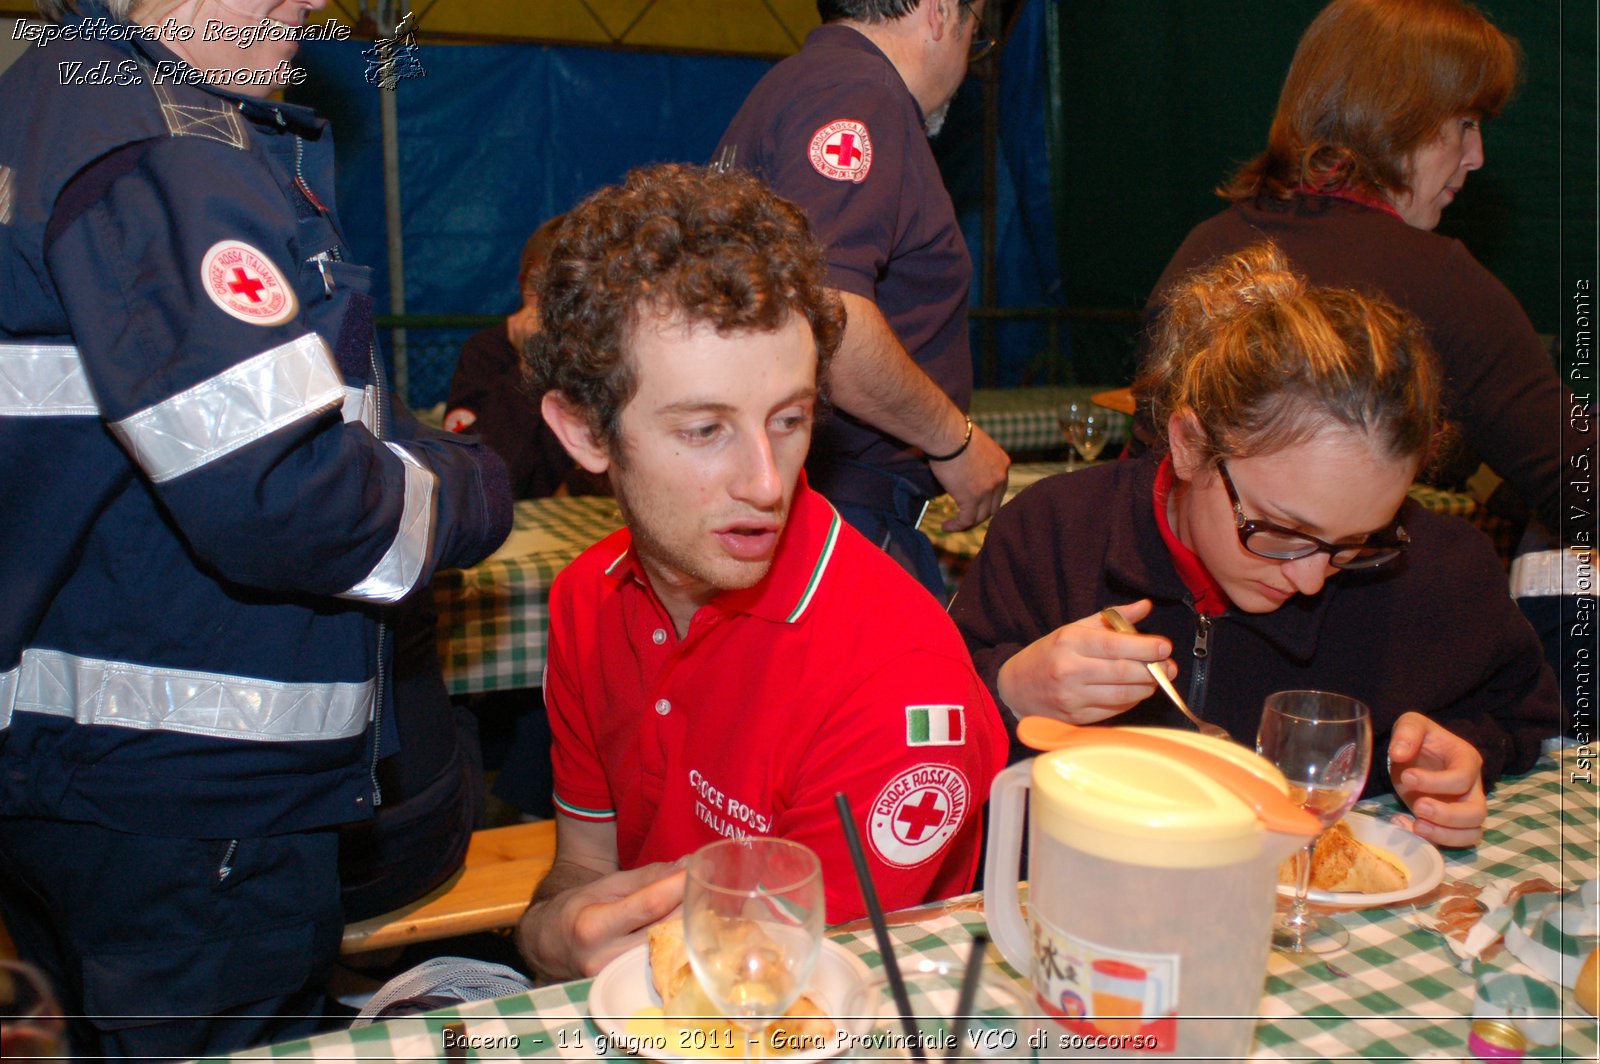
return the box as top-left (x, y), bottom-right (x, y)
top-left (289, 5), bottom-right (1065, 406)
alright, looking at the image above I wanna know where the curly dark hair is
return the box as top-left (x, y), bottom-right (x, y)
top-left (527, 163), bottom-right (845, 453)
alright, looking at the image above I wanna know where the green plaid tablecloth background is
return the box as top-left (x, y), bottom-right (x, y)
top-left (434, 496), bottom-right (624, 695)
top-left (970, 387), bottom-right (1129, 456)
top-left (1249, 745), bottom-right (1597, 1061)
top-left (227, 749), bottom-right (1596, 1061)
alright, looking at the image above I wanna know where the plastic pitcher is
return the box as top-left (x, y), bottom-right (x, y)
top-left (985, 726), bottom-right (1318, 1059)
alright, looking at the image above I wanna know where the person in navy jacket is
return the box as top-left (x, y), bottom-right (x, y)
top-left (716, 0), bottom-right (1011, 599)
top-left (0, 1), bottom-right (510, 1057)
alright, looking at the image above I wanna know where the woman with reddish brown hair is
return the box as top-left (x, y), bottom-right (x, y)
top-left (1135, 0), bottom-right (1579, 545)
top-left (1225, 0), bottom-right (1519, 221)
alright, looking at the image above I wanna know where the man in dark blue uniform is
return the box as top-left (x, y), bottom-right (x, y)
top-left (0, 1), bottom-right (510, 1057)
top-left (715, 0), bottom-right (1009, 599)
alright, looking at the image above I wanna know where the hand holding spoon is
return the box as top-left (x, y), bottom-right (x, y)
top-left (1099, 607), bottom-right (1233, 741)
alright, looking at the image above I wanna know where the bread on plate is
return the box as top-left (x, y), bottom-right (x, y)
top-left (647, 919), bottom-right (834, 1049)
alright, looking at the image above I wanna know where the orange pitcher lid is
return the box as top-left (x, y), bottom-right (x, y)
top-left (1017, 719), bottom-right (1320, 868)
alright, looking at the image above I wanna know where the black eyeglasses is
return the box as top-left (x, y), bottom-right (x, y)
top-left (957, 0), bottom-right (996, 62)
top-left (1217, 461), bottom-right (1409, 570)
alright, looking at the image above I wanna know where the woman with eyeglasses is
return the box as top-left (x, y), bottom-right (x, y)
top-left (951, 244), bottom-right (1558, 847)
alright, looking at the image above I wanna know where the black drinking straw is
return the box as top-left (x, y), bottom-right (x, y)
top-left (833, 792), bottom-right (927, 1064)
top-left (948, 931), bottom-right (990, 1062)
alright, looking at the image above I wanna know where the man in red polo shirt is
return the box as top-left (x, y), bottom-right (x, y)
top-left (513, 163), bottom-right (1006, 981)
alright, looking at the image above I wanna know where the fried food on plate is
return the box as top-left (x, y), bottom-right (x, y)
top-left (1279, 821), bottom-right (1409, 894)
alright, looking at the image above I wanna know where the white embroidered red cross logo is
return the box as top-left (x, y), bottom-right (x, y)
top-left (809, 119), bottom-right (873, 183)
top-left (201, 240), bottom-right (297, 327)
top-left (868, 763), bottom-right (969, 868)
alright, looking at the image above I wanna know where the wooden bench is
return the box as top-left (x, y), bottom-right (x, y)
top-left (340, 820), bottom-right (556, 955)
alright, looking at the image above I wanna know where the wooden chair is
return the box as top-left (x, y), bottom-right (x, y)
top-left (0, 826), bottom-right (552, 963)
top-left (340, 820), bottom-right (556, 955)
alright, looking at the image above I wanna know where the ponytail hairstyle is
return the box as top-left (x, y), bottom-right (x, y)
top-left (1134, 243), bottom-right (1442, 470)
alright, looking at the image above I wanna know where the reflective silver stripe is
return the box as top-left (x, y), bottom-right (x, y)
top-left (0, 648), bottom-right (370, 741)
top-left (338, 442), bottom-right (436, 603)
top-left (342, 384), bottom-right (377, 432)
top-left (0, 343), bottom-right (98, 416)
top-left (0, 661), bottom-right (16, 731)
top-left (1511, 547), bottom-right (1596, 598)
top-left (109, 333), bottom-right (343, 483)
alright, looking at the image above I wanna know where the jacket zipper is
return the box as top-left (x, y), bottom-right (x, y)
top-left (303, 127), bottom-right (390, 810)
top-left (296, 139), bottom-right (341, 298)
top-left (1186, 610), bottom-right (1214, 716)
top-left (295, 136), bottom-right (386, 809)
top-left (293, 137), bottom-right (331, 216)
top-left (216, 839), bottom-right (238, 884)
top-left (367, 332), bottom-right (389, 810)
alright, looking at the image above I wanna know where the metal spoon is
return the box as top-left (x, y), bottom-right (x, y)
top-left (1099, 607), bottom-right (1233, 742)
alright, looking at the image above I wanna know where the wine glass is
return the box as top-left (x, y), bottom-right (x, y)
top-left (683, 838), bottom-right (825, 1057)
top-left (1057, 401), bottom-right (1108, 466)
top-left (1256, 690), bottom-right (1372, 954)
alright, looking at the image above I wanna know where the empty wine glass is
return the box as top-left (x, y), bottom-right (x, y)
top-left (1057, 401), bottom-right (1108, 466)
top-left (683, 838), bottom-right (825, 1057)
top-left (1256, 690), bottom-right (1372, 954)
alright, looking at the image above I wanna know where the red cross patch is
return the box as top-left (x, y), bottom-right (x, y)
top-left (867, 763), bottom-right (970, 868)
top-left (200, 240), bottom-right (297, 326)
top-left (808, 119), bottom-right (873, 183)
top-left (442, 407), bottom-right (478, 433)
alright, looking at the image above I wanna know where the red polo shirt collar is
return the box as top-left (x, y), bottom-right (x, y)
top-left (601, 471), bottom-right (842, 626)
top-left (1153, 455), bottom-right (1231, 616)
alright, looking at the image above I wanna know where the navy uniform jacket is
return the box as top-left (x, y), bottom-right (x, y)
top-left (0, 15), bottom-right (511, 838)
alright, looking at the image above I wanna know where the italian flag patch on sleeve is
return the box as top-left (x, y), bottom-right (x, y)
top-left (906, 704), bottom-right (965, 747)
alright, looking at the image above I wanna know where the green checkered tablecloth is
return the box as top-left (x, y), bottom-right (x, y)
top-left (225, 749), bottom-right (1596, 1062)
top-left (1248, 745), bottom-right (1597, 1062)
top-left (970, 387), bottom-right (1129, 456)
top-left (435, 469), bottom-right (1484, 695)
top-left (434, 496), bottom-right (624, 695)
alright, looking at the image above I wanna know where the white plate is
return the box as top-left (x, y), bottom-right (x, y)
top-left (588, 939), bottom-right (871, 1062)
top-left (1276, 811), bottom-right (1445, 907)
